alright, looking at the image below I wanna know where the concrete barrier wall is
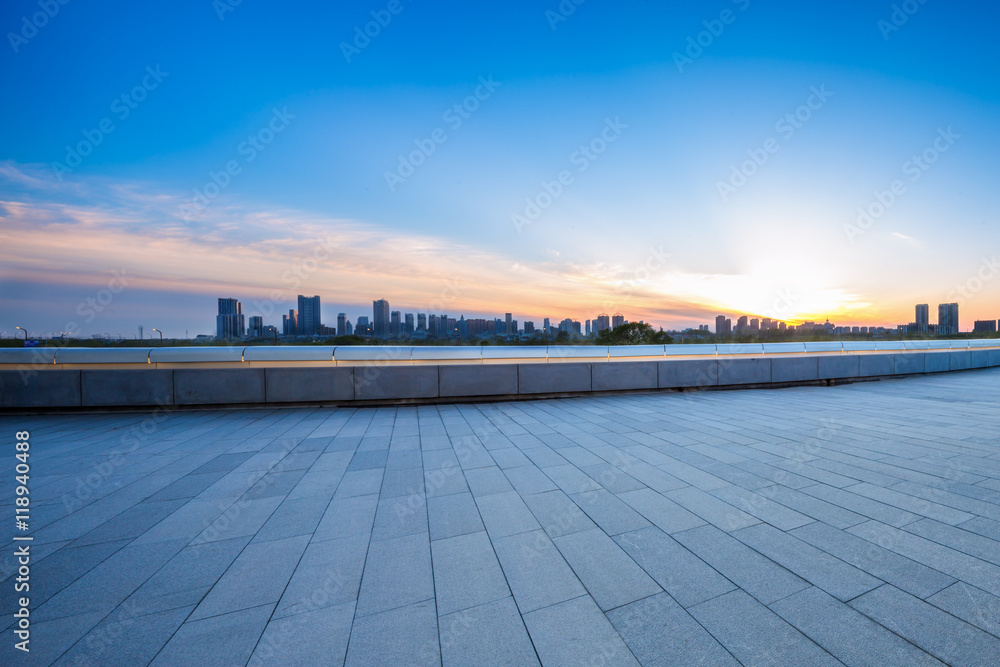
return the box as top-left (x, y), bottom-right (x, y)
top-left (3, 350), bottom-right (1000, 409)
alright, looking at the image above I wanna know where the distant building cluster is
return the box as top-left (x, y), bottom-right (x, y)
top-left (213, 295), bottom-right (632, 342)
top-left (711, 302), bottom-right (981, 339)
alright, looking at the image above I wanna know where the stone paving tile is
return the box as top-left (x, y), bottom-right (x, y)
top-left (689, 590), bottom-right (841, 666)
top-left (673, 524), bottom-right (810, 605)
top-left (733, 523), bottom-right (883, 601)
top-left (439, 596), bottom-right (540, 666)
top-left (850, 584), bottom-right (1000, 666)
top-left (615, 526), bottom-right (735, 608)
top-left (150, 603), bottom-right (273, 667)
top-left (492, 529), bottom-right (586, 613)
top-left (770, 586), bottom-right (945, 666)
top-left (523, 595), bottom-right (639, 666)
top-left (607, 592), bottom-right (739, 667)
top-left (8, 369), bottom-right (1000, 665)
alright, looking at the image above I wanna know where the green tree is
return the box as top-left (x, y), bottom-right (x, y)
top-left (595, 322), bottom-right (673, 345)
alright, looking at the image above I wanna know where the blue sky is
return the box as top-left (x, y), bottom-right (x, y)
top-left (2, 0), bottom-right (999, 337)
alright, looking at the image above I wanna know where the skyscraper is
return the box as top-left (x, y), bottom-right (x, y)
top-left (248, 316), bottom-right (263, 337)
top-left (337, 313), bottom-right (347, 337)
top-left (297, 295), bottom-right (321, 336)
top-left (505, 313), bottom-right (513, 336)
top-left (216, 298), bottom-right (245, 339)
top-left (716, 315), bottom-right (732, 336)
top-left (736, 315), bottom-right (749, 333)
top-left (404, 313), bottom-right (414, 334)
top-left (916, 304), bottom-right (929, 332)
top-left (282, 309), bottom-right (297, 335)
top-left (595, 314), bottom-right (610, 332)
top-left (417, 313), bottom-right (427, 331)
top-left (612, 313), bottom-right (625, 328)
top-left (440, 314), bottom-right (450, 337)
top-left (390, 311), bottom-right (401, 337)
top-left (373, 299), bottom-right (390, 338)
top-left (938, 303), bottom-right (960, 335)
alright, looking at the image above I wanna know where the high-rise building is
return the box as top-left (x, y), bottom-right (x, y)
top-left (543, 318), bottom-right (550, 333)
top-left (585, 320), bottom-right (591, 336)
top-left (938, 303), bottom-right (960, 335)
top-left (248, 316), bottom-right (263, 337)
top-left (417, 313), bottom-right (427, 331)
top-left (504, 313), bottom-right (513, 336)
top-left (428, 314), bottom-right (439, 336)
top-left (390, 311), bottom-right (401, 337)
top-left (404, 313), bottom-right (414, 334)
top-left (524, 321), bottom-right (534, 334)
top-left (337, 313), bottom-right (347, 336)
top-left (595, 314), bottom-right (610, 332)
top-left (916, 304), bottom-right (930, 332)
top-left (440, 314), bottom-right (450, 337)
top-left (373, 299), bottom-right (390, 338)
top-left (736, 315), bottom-right (749, 333)
top-left (612, 313), bottom-right (625, 328)
top-left (295, 295), bottom-right (321, 336)
top-left (356, 316), bottom-right (371, 336)
top-left (973, 319), bottom-right (998, 333)
top-left (282, 309), bottom-right (297, 335)
top-left (216, 298), bottom-right (245, 339)
top-left (750, 318), bottom-right (760, 333)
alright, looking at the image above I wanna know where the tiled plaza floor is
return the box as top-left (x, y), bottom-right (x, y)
top-left (3, 369), bottom-right (1000, 665)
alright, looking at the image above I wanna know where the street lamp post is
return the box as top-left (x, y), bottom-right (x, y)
top-left (15, 327), bottom-right (28, 340)
top-left (152, 328), bottom-right (163, 343)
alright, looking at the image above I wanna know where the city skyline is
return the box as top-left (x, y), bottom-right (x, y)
top-left (3, 3), bottom-right (1000, 338)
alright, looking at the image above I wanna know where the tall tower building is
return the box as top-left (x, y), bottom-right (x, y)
top-left (390, 311), bottom-right (401, 337)
top-left (404, 313), bottom-right (414, 334)
top-left (612, 313), bottom-right (625, 328)
top-left (337, 313), bottom-right (347, 337)
top-left (938, 303), bottom-right (959, 335)
top-left (373, 299), bottom-right (390, 338)
top-left (297, 295), bottom-right (321, 336)
top-left (505, 313), bottom-right (513, 336)
top-left (248, 316), bottom-right (263, 337)
top-left (216, 298), bottom-right (245, 339)
top-left (916, 304), bottom-right (930, 332)
top-left (595, 314), bottom-right (610, 332)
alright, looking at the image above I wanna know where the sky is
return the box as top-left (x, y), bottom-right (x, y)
top-left (2, 0), bottom-right (999, 338)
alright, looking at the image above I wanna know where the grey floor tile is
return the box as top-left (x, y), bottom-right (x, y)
top-left (371, 493), bottom-right (429, 542)
top-left (850, 584), bottom-right (1000, 666)
top-left (274, 533), bottom-right (369, 618)
top-left (615, 526), bottom-right (735, 608)
top-left (572, 488), bottom-right (651, 536)
top-left (249, 601), bottom-right (355, 666)
top-left (356, 532), bottom-right (434, 617)
top-left (733, 523), bottom-right (882, 601)
top-left (709, 484), bottom-right (815, 531)
top-left (618, 488), bottom-right (706, 534)
top-left (431, 531), bottom-right (510, 615)
top-left (927, 582), bottom-right (1000, 637)
top-left (790, 521), bottom-right (955, 599)
top-left (151, 603), bottom-right (273, 667)
top-left (252, 494), bottom-right (331, 543)
top-left (673, 524), bottom-right (810, 605)
top-left (190, 534), bottom-right (309, 620)
top-left (428, 492), bottom-right (484, 541)
top-left (689, 590), bottom-right (841, 666)
top-left (666, 486), bottom-right (761, 532)
top-left (464, 466), bottom-right (515, 497)
top-left (553, 528), bottom-right (660, 610)
top-left (523, 595), bottom-right (639, 666)
top-left (313, 493), bottom-right (378, 542)
top-left (770, 586), bottom-right (944, 666)
top-left (492, 529), bottom-right (585, 613)
top-left (346, 600), bottom-right (439, 666)
top-left (607, 592), bottom-right (740, 667)
top-left (503, 465), bottom-right (558, 495)
top-left (522, 489), bottom-right (597, 539)
top-left (475, 491), bottom-right (540, 538)
top-left (54, 606), bottom-right (193, 667)
top-left (439, 596), bottom-right (539, 666)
